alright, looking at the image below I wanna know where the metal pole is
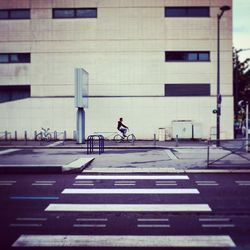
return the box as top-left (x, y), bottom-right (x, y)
top-left (207, 139), bottom-right (210, 168)
top-left (216, 15), bottom-right (221, 147)
top-left (246, 101), bottom-right (249, 152)
top-left (76, 108), bottom-right (85, 144)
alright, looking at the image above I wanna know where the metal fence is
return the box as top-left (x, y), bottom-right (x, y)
top-left (207, 138), bottom-right (250, 167)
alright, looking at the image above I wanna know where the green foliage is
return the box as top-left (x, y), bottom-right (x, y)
top-left (233, 48), bottom-right (250, 104)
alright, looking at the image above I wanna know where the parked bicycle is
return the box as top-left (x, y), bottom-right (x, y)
top-left (35, 128), bottom-right (52, 141)
top-left (113, 129), bottom-right (136, 143)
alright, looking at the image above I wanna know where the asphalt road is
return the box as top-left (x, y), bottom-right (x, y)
top-left (0, 172), bottom-right (250, 249)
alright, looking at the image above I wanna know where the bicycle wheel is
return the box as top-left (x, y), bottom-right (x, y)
top-left (45, 133), bottom-right (52, 141)
top-left (127, 134), bottom-right (136, 143)
top-left (35, 133), bottom-right (42, 141)
top-left (113, 134), bottom-right (123, 143)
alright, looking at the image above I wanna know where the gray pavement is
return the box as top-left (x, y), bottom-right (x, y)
top-left (0, 139), bottom-right (250, 173)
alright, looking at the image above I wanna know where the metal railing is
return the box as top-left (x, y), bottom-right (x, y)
top-left (87, 135), bottom-right (104, 154)
top-left (207, 138), bottom-right (250, 167)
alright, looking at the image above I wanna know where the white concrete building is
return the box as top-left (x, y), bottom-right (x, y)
top-left (0, 0), bottom-right (233, 140)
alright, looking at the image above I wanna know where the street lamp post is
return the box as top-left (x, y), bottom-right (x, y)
top-left (216, 5), bottom-right (231, 146)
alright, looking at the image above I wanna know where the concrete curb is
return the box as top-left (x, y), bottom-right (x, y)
top-left (83, 168), bottom-right (250, 174)
top-left (0, 157), bottom-right (94, 174)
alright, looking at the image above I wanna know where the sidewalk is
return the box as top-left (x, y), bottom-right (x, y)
top-left (0, 139), bottom-right (249, 174)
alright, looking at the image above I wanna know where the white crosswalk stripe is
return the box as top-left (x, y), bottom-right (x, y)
top-left (12, 173), bottom-right (237, 248)
top-left (12, 235), bottom-right (236, 247)
top-left (76, 175), bottom-right (189, 180)
top-left (45, 204), bottom-right (212, 212)
top-left (62, 188), bottom-right (199, 194)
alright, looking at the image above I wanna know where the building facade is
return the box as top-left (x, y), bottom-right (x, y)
top-left (0, 0), bottom-right (233, 140)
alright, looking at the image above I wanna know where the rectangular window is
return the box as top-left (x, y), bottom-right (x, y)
top-left (0, 9), bottom-right (30, 19)
top-left (53, 8), bottom-right (97, 18)
top-left (165, 84), bottom-right (210, 96)
top-left (165, 7), bottom-right (209, 17)
top-left (0, 85), bottom-right (31, 103)
top-left (165, 51), bottom-right (210, 62)
top-left (0, 53), bottom-right (30, 63)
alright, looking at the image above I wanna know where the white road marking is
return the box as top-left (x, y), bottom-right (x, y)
top-left (76, 218), bottom-right (108, 222)
top-left (9, 224), bottom-right (42, 227)
top-left (137, 218), bottom-right (169, 222)
top-left (202, 224), bottom-right (235, 228)
top-left (114, 184), bottom-right (136, 186)
top-left (12, 235), bottom-right (236, 247)
top-left (199, 218), bottom-right (230, 222)
top-left (0, 149), bottom-right (20, 155)
top-left (73, 224), bottom-right (106, 228)
top-left (156, 183), bottom-right (177, 186)
top-left (76, 175), bottom-right (189, 180)
top-left (62, 188), bottom-right (199, 194)
top-left (45, 204), bottom-right (211, 212)
top-left (34, 181), bottom-right (56, 183)
top-left (197, 183), bottom-right (219, 186)
top-left (165, 149), bottom-right (178, 160)
top-left (196, 181), bottom-right (218, 186)
top-left (32, 183), bottom-right (53, 186)
top-left (137, 224), bottom-right (170, 228)
top-left (235, 181), bottom-right (250, 186)
top-left (155, 181), bottom-right (177, 186)
top-left (0, 180), bottom-right (16, 186)
top-left (16, 218), bottom-right (47, 221)
top-left (46, 141), bottom-right (63, 147)
top-left (32, 180), bottom-right (56, 186)
top-left (73, 183), bottom-right (94, 186)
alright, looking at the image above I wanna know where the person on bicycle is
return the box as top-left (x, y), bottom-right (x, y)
top-left (117, 118), bottom-right (128, 138)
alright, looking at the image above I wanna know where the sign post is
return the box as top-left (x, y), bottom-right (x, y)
top-left (74, 68), bottom-right (88, 144)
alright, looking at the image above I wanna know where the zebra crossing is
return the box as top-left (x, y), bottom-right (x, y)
top-left (12, 173), bottom-right (236, 248)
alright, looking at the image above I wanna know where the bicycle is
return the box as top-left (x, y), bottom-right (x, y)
top-left (113, 129), bottom-right (136, 143)
top-left (35, 127), bottom-right (52, 141)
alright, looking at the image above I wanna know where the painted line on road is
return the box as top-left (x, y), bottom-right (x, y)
top-left (235, 181), bottom-right (250, 186)
top-left (202, 224), bottom-right (235, 228)
top-left (76, 175), bottom-right (189, 180)
top-left (10, 196), bottom-right (59, 200)
top-left (16, 218), bottom-right (47, 221)
top-left (114, 183), bottom-right (136, 186)
top-left (10, 224), bottom-right (42, 227)
top-left (165, 149), bottom-right (178, 160)
top-left (46, 141), bottom-right (63, 147)
top-left (45, 204), bottom-right (212, 212)
top-left (76, 218), bottom-right (108, 222)
top-left (199, 218), bottom-right (230, 222)
top-left (0, 149), bottom-right (20, 155)
top-left (12, 235), bottom-right (236, 247)
top-left (62, 188), bottom-right (199, 194)
top-left (73, 183), bottom-right (95, 186)
top-left (32, 183), bottom-right (54, 186)
top-left (0, 180), bottom-right (16, 186)
top-left (137, 218), bottom-right (169, 222)
top-left (73, 224), bottom-right (106, 228)
top-left (137, 224), bottom-right (170, 228)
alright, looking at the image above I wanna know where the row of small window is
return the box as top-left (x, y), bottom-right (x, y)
top-left (0, 8), bottom-right (97, 19)
top-left (0, 52), bottom-right (209, 64)
top-left (165, 51), bottom-right (210, 62)
top-left (0, 53), bottom-right (30, 63)
top-left (0, 6), bottom-right (209, 19)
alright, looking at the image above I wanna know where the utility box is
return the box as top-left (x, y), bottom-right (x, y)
top-left (172, 120), bottom-right (193, 139)
top-left (158, 128), bottom-right (166, 141)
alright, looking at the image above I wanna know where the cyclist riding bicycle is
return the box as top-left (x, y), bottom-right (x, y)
top-left (117, 117), bottom-right (128, 138)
